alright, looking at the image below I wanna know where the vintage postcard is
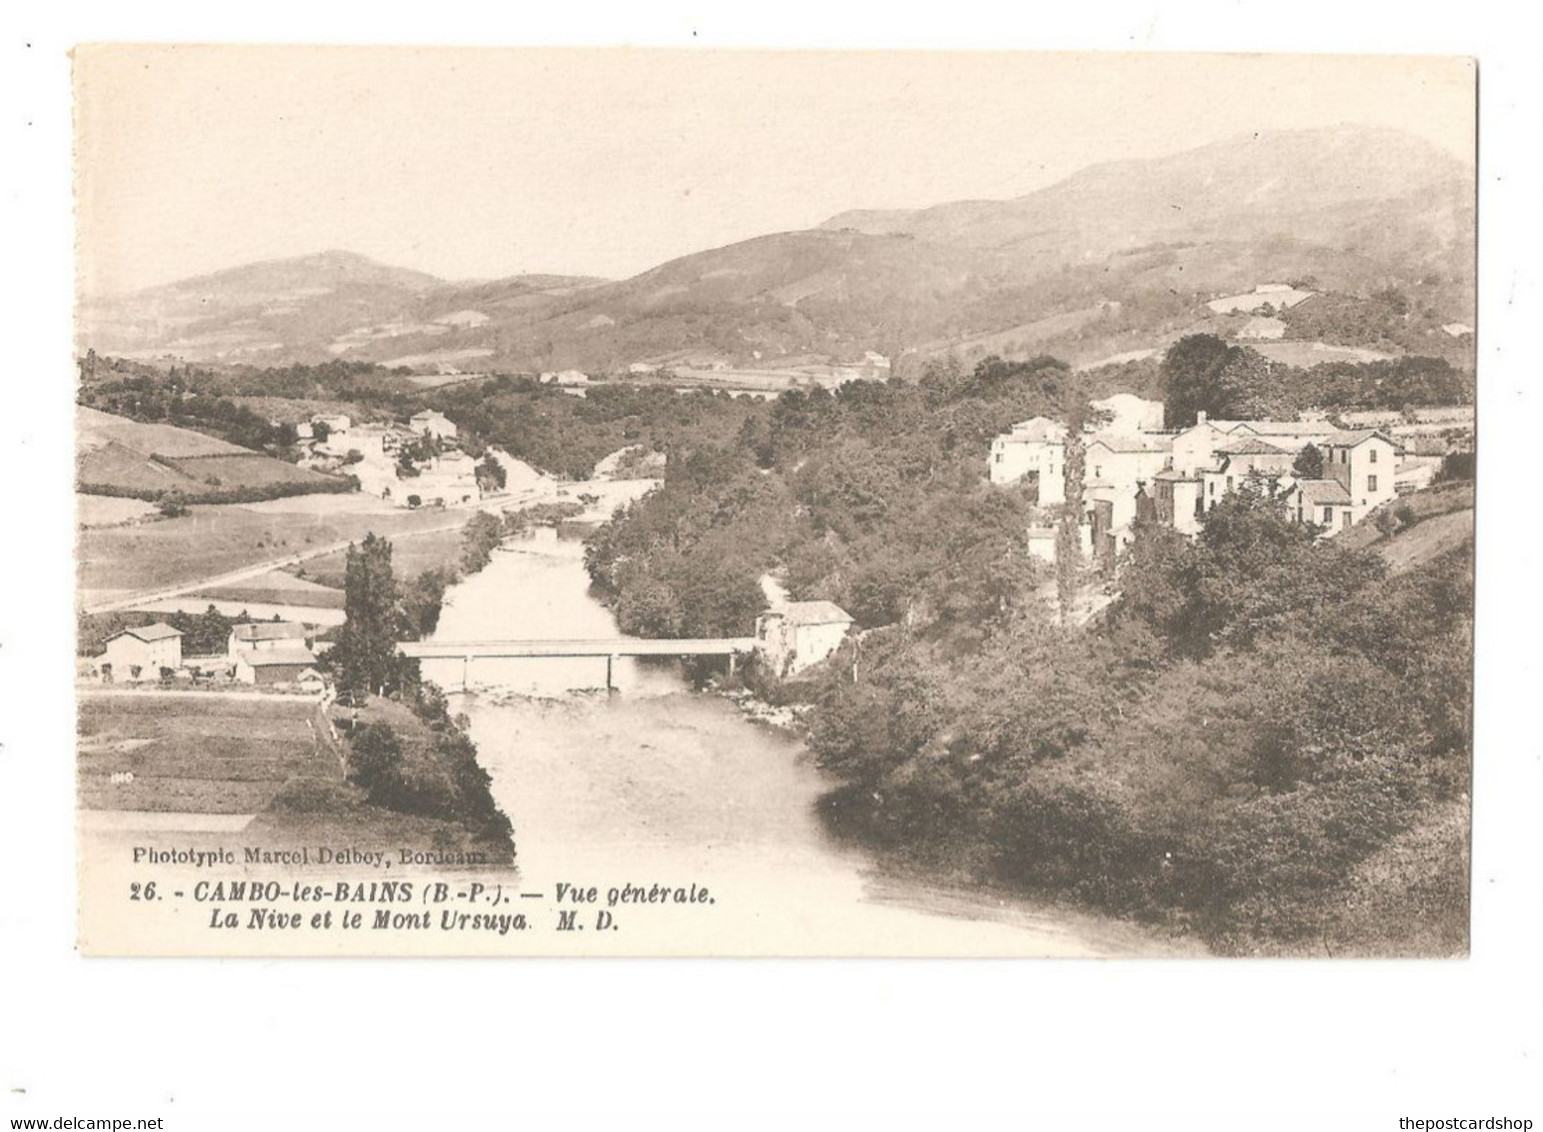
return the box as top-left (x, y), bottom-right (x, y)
top-left (73, 46), bottom-right (1476, 957)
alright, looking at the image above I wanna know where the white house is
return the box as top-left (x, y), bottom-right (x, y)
top-left (1317, 429), bottom-right (1401, 519)
top-left (989, 417), bottom-right (1067, 502)
top-left (1283, 478), bottom-right (1356, 535)
top-left (228, 622), bottom-right (313, 661)
top-left (99, 623), bottom-right (183, 683)
top-left (1197, 437), bottom-right (1297, 513)
top-left (1084, 433), bottom-right (1171, 530)
top-left (756, 600), bottom-right (855, 677)
top-left (412, 450), bottom-right (480, 505)
top-left (409, 410), bottom-right (458, 441)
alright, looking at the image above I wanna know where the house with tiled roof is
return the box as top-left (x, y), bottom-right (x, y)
top-left (755, 600), bottom-right (855, 677)
top-left (98, 623), bottom-right (183, 682)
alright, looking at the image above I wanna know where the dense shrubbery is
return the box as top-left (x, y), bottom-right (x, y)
top-left (433, 378), bottom-right (759, 480)
top-left (583, 358), bottom-right (1100, 640)
top-left (77, 473), bottom-right (357, 505)
top-left (345, 717), bottom-right (513, 848)
top-left (580, 355), bottom-right (1471, 952)
top-left (803, 487), bottom-right (1472, 953)
top-left (1160, 334), bottom-right (1472, 428)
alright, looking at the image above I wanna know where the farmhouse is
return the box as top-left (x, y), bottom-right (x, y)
top-left (234, 646), bottom-right (319, 686)
top-left (228, 621), bottom-right (313, 661)
top-left (98, 623), bottom-right (183, 683)
top-left (756, 601), bottom-right (855, 677)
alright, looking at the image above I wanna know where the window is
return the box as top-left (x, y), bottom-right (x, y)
top-left (1368, 474), bottom-right (1378, 492)
top-left (1226, 476), bottom-right (1234, 491)
top-left (1209, 482), bottom-right (1216, 497)
top-left (994, 453), bottom-right (1002, 463)
top-left (1369, 447), bottom-right (1378, 464)
top-left (1322, 506), bottom-right (1333, 524)
top-left (1094, 466), bottom-right (1103, 478)
top-left (1342, 510), bottom-right (1352, 529)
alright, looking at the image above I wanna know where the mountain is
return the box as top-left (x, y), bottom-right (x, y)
top-left (78, 126), bottom-right (1474, 374)
top-left (78, 250), bottom-right (606, 367)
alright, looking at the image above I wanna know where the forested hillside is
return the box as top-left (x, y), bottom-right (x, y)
top-left (579, 354), bottom-right (1473, 954)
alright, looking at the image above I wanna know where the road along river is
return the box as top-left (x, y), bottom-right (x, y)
top-left (422, 526), bottom-right (1193, 957)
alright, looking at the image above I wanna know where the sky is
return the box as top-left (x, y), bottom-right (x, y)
top-left (74, 47), bottom-right (1475, 295)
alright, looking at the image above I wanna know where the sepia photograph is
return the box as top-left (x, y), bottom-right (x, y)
top-left (67, 45), bottom-right (1481, 959)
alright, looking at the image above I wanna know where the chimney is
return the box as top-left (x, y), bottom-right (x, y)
top-left (1196, 411), bottom-right (1208, 425)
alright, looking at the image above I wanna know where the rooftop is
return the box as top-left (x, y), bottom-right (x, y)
top-left (1088, 432), bottom-right (1171, 453)
top-left (240, 646), bottom-right (319, 667)
top-left (1293, 479), bottom-right (1352, 506)
top-left (232, 622), bottom-right (310, 642)
top-left (109, 622), bottom-right (183, 643)
top-left (774, 600), bottom-right (855, 626)
top-left (1217, 437), bottom-right (1289, 457)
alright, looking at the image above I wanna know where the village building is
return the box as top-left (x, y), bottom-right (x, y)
top-left (233, 647), bottom-right (320, 685)
top-left (1283, 478), bottom-right (1356, 534)
top-left (755, 600), bottom-right (855, 677)
top-left (989, 417), bottom-right (1067, 501)
top-left (1083, 433), bottom-right (1171, 530)
top-left (1318, 429), bottom-right (1401, 516)
top-left (98, 623), bottom-right (182, 683)
top-left (412, 450), bottom-right (480, 506)
top-left (1151, 469), bottom-right (1205, 536)
top-left (1198, 437), bottom-right (1297, 513)
top-left (228, 621), bottom-right (313, 661)
top-left (409, 410), bottom-right (458, 441)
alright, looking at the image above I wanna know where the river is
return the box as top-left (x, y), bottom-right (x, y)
top-left (422, 525), bottom-right (1188, 957)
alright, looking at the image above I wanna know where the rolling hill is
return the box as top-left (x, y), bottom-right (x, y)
top-left (76, 406), bottom-right (352, 502)
top-left (78, 126), bottom-right (1474, 376)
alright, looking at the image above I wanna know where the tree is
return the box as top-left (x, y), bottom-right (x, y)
top-left (328, 534), bottom-right (411, 696)
top-left (476, 455), bottom-right (507, 493)
top-left (1160, 335), bottom-right (1295, 426)
top-left (1161, 334), bottom-right (1234, 428)
top-left (1055, 403), bottom-right (1088, 623)
top-left (1293, 443), bottom-right (1324, 480)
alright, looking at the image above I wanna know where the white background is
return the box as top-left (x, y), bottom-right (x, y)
top-left (2, 3), bottom-right (1539, 1129)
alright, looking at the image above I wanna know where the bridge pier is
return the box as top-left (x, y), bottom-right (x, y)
top-left (606, 654), bottom-right (617, 695)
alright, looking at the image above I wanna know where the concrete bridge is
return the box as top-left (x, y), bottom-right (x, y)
top-left (397, 637), bottom-right (758, 691)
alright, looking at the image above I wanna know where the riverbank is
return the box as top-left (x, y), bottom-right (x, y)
top-left (419, 526), bottom-right (1193, 956)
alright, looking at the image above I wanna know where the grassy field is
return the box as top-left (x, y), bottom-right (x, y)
top-left (78, 695), bottom-right (332, 814)
top-left (78, 499), bottom-right (471, 596)
top-left (78, 494), bottom-right (159, 528)
top-left (76, 406), bottom-right (351, 502)
top-left (195, 569), bottom-right (345, 609)
top-left (78, 405), bottom-right (244, 456)
top-left (293, 524), bottom-right (468, 589)
top-left (160, 452), bottom-right (336, 490)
